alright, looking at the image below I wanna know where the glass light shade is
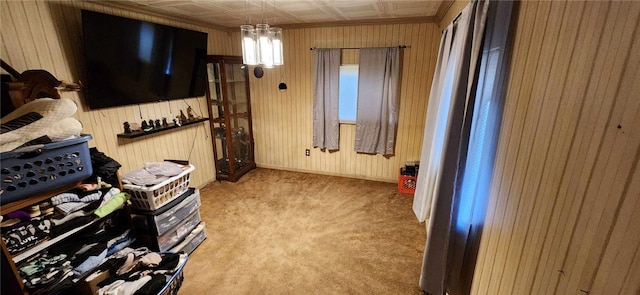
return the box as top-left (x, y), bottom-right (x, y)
top-left (270, 27), bottom-right (284, 66)
top-left (240, 25), bottom-right (257, 65)
top-left (255, 24), bottom-right (273, 68)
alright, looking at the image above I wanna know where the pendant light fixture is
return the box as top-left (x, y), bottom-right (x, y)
top-left (241, 25), bottom-right (257, 65)
top-left (270, 27), bottom-right (283, 66)
top-left (240, 0), bottom-right (284, 67)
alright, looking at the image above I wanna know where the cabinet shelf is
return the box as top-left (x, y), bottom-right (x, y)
top-left (210, 113), bottom-right (249, 124)
top-left (210, 100), bottom-right (248, 106)
top-left (117, 118), bottom-right (209, 139)
top-left (209, 79), bottom-right (246, 83)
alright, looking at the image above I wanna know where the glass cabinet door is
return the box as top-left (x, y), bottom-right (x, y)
top-left (205, 56), bottom-right (255, 181)
top-left (224, 63), bottom-right (252, 168)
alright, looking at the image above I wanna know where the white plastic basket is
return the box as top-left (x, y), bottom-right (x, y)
top-left (124, 164), bottom-right (195, 211)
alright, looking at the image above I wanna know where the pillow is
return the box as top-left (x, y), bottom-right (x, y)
top-left (0, 117), bottom-right (83, 153)
top-left (0, 98), bottom-right (78, 150)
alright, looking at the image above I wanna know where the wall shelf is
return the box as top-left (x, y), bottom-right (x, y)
top-left (117, 118), bottom-right (209, 139)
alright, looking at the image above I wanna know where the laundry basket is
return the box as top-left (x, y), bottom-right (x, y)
top-left (0, 135), bottom-right (93, 205)
top-left (124, 164), bottom-right (195, 211)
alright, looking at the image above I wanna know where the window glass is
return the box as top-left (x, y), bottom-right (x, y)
top-left (339, 65), bottom-right (359, 123)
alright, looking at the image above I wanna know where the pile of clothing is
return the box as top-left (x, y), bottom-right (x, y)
top-left (15, 210), bottom-right (134, 295)
top-left (1, 186), bottom-right (129, 255)
top-left (0, 214), bottom-right (52, 254)
top-left (91, 248), bottom-right (187, 295)
top-left (89, 147), bottom-right (122, 189)
top-left (121, 162), bottom-right (188, 186)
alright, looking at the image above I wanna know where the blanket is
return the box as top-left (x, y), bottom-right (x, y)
top-left (0, 98), bottom-right (82, 152)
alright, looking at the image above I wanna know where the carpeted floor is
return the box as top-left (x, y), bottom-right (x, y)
top-left (179, 168), bottom-right (425, 294)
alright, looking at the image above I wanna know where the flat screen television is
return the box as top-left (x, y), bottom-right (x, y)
top-left (81, 10), bottom-right (208, 109)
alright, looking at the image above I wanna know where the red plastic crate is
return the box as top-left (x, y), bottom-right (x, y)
top-left (398, 174), bottom-right (417, 194)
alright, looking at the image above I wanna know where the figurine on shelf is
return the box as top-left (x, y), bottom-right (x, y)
top-left (155, 119), bottom-right (161, 128)
top-left (186, 106), bottom-right (201, 121)
top-left (173, 118), bottom-right (180, 127)
top-left (162, 117), bottom-right (168, 127)
top-left (179, 110), bottom-right (187, 124)
top-left (141, 120), bottom-right (153, 132)
top-left (123, 121), bottom-right (132, 133)
top-left (187, 106), bottom-right (195, 121)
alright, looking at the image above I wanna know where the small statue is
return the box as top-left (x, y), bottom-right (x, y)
top-left (187, 106), bottom-right (195, 121)
top-left (162, 117), bottom-right (168, 126)
top-left (123, 121), bottom-right (132, 133)
top-left (179, 110), bottom-right (187, 124)
top-left (141, 120), bottom-right (153, 132)
top-left (173, 118), bottom-right (179, 126)
top-left (155, 119), bottom-right (161, 128)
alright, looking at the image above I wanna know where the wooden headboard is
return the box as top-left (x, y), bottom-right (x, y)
top-left (1, 59), bottom-right (61, 112)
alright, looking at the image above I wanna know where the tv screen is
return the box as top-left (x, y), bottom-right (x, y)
top-left (81, 10), bottom-right (208, 109)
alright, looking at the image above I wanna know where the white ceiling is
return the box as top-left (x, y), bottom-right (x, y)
top-left (105, 0), bottom-right (444, 29)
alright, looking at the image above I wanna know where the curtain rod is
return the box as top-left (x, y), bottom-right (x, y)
top-left (309, 45), bottom-right (407, 50)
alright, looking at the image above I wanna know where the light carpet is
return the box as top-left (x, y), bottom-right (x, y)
top-left (179, 168), bottom-right (425, 294)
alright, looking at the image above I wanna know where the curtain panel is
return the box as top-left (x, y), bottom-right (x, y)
top-left (414, 0), bottom-right (491, 294)
top-left (312, 49), bottom-right (341, 150)
top-left (354, 47), bottom-right (401, 155)
top-left (412, 27), bottom-right (456, 223)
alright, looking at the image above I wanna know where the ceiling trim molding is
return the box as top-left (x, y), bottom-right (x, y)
top-left (436, 0), bottom-right (455, 22)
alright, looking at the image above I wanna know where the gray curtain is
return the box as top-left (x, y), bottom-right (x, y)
top-left (418, 0), bottom-right (490, 294)
top-left (445, 2), bottom-right (516, 294)
top-left (412, 26), bottom-right (455, 223)
top-left (313, 49), bottom-right (341, 150)
top-left (354, 47), bottom-right (401, 155)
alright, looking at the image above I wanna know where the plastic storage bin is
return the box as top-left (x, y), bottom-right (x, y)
top-left (170, 222), bottom-right (206, 255)
top-left (130, 188), bottom-right (201, 236)
top-left (124, 164), bottom-right (194, 211)
top-left (137, 209), bottom-right (202, 252)
top-left (0, 135), bottom-right (93, 205)
top-left (398, 174), bottom-right (417, 194)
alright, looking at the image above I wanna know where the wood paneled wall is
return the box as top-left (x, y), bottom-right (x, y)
top-left (1, 0), bottom-right (235, 188)
top-left (232, 23), bottom-right (441, 182)
top-left (2, 1), bottom-right (440, 186)
top-left (471, 1), bottom-right (640, 294)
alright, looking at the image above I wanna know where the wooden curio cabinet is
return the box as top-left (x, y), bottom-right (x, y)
top-left (205, 55), bottom-right (256, 182)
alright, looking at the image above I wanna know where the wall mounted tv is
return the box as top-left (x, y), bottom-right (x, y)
top-left (81, 10), bottom-right (208, 109)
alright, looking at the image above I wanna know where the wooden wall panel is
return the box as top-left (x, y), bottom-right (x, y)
top-left (471, 1), bottom-right (640, 295)
top-left (1, 0), bottom-right (234, 188)
top-left (233, 23), bottom-right (441, 182)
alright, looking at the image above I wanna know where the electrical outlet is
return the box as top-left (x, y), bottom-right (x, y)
top-left (305, 149), bottom-right (310, 156)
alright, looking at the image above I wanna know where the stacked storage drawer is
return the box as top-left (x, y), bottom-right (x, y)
top-left (170, 222), bottom-right (206, 254)
top-left (130, 188), bottom-right (206, 253)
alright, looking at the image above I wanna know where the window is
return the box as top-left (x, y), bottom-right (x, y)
top-left (456, 47), bottom-right (501, 231)
top-left (338, 65), bottom-right (358, 123)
